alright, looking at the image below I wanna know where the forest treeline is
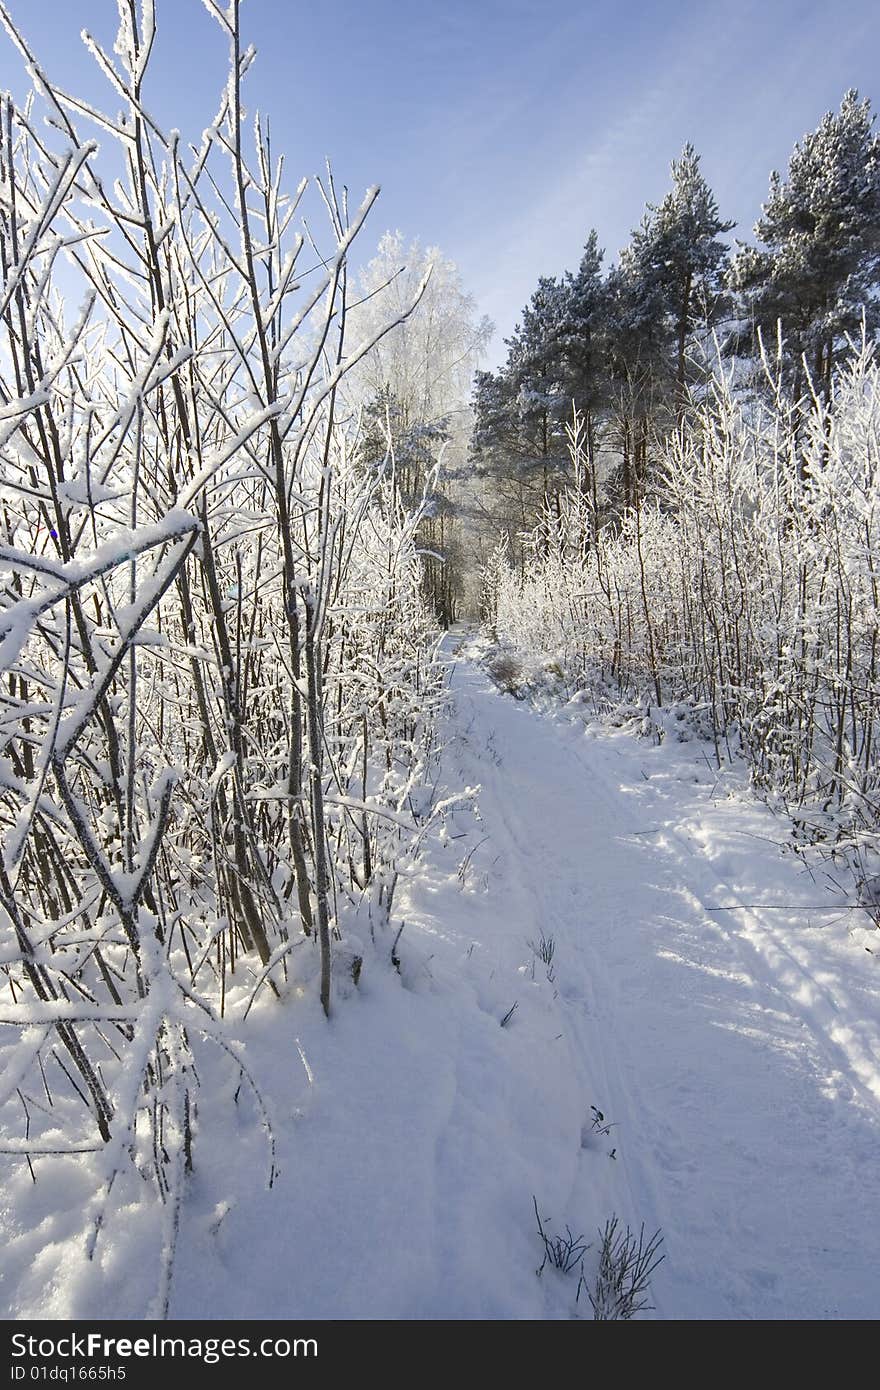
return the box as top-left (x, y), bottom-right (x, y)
top-left (470, 90), bottom-right (880, 550)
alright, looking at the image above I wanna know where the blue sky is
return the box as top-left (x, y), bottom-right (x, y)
top-left (3, 0), bottom-right (879, 366)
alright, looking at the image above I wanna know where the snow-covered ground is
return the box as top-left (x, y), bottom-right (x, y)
top-left (3, 633), bottom-right (879, 1320)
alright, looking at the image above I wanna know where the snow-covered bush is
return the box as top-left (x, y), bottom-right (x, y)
top-left (0, 0), bottom-right (451, 1309)
top-left (490, 344), bottom-right (880, 885)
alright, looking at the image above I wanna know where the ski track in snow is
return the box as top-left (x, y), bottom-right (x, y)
top-left (443, 645), bottom-right (880, 1319)
top-left (3, 635), bottom-right (880, 1321)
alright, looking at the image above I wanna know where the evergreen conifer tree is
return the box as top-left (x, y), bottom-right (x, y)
top-left (729, 90), bottom-right (880, 401)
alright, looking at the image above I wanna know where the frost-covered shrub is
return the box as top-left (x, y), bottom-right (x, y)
top-left (490, 346), bottom-right (880, 883)
top-left (486, 652), bottom-right (524, 693)
top-left (0, 1), bottom-right (453, 1310)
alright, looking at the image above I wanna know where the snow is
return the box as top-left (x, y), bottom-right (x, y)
top-left (1, 633), bottom-right (879, 1319)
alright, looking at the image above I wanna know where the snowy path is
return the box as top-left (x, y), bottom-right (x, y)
top-left (10, 639), bottom-right (879, 1321)
top-left (417, 642), bottom-right (880, 1320)
top-left (164, 640), bottom-right (880, 1322)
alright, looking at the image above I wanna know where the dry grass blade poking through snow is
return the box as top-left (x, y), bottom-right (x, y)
top-left (533, 1196), bottom-right (590, 1278)
top-left (580, 1216), bottom-right (665, 1320)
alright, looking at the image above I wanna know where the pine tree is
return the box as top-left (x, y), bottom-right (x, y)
top-left (472, 277), bottom-right (573, 535)
top-left (473, 153), bottom-right (730, 522)
top-left (602, 147), bottom-right (732, 506)
top-left (729, 90), bottom-right (880, 402)
top-left (627, 145), bottom-right (733, 421)
top-left (558, 232), bottom-right (609, 480)
top-left (603, 259), bottom-right (665, 510)
top-left (506, 274), bottom-right (572, 486)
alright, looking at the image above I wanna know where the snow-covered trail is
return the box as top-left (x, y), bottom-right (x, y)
top-left (433, 641), bottom-right (880, 1320)
top-left (19, 636), bottom-right (879, 1321)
